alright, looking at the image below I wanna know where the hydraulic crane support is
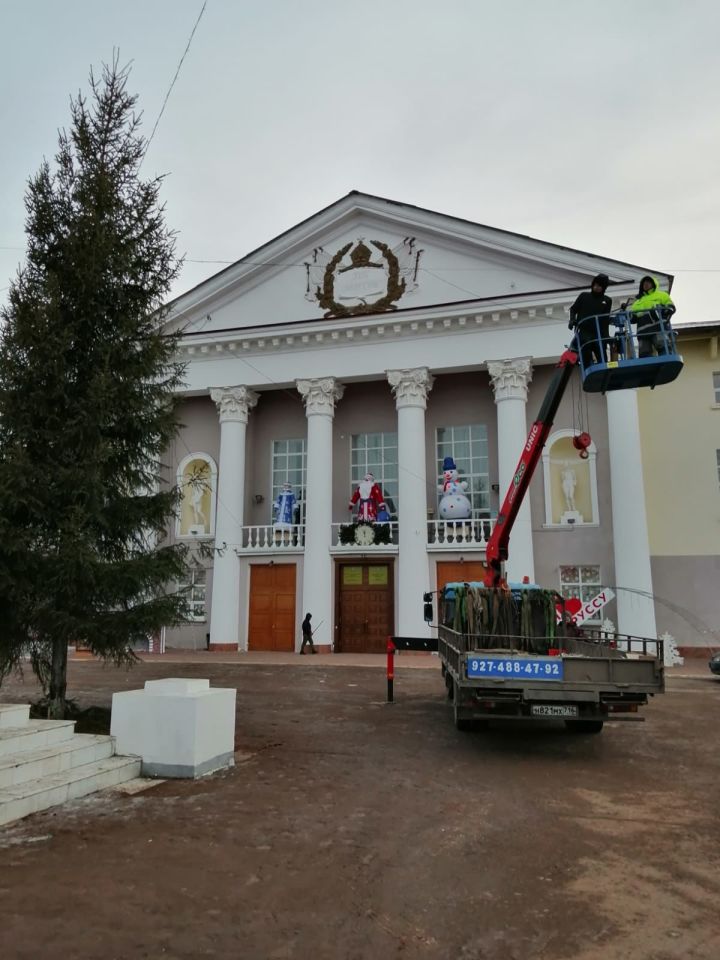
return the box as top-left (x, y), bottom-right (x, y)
top-left (484, 348), bottom-right (580, 588)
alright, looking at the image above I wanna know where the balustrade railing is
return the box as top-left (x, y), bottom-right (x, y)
top-left (427, 517), bottom-right (495, 548)
top-left (241, 524), bottom-right (305, 550)
top-left (237, 518), bottom-right (494, 551)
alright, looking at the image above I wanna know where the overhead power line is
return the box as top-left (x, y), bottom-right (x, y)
top-left (145, 0), bottom-right (208, 154)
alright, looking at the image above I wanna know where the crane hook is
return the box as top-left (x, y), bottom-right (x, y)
top-left (573, 432), bottom-right (592, 460)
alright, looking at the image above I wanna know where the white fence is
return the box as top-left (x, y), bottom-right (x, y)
top-left (241, 524), bottom-right (305, 551)
top-left (427, 517), bottom-right (495, 549)
top-left (236, 519), bottom-right (495, 552)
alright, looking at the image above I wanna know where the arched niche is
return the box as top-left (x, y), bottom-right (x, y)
top-left (176, 452), bottom-right (218, 539)
top-left (542, 430), bottom-right (599, 526)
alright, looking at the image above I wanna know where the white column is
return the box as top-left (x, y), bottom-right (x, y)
top-left (387, 368), bottom-right (434, 638)
top-left (488, 358), bottom-right (535, 584)
top-left (297, 377), bottom-right (344, 651)
top-left (606, 389), bottom-right (657, 639)
top-left (208, 386), bottom-right (258, 651)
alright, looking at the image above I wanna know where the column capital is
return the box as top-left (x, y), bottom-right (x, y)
top-left (487, 357), bottom-right (533, 402)
top-left (210, 386), bottom-right (259, 423)
top-left (386, 367), bottom-right (434, 409)
top-left (296, 377), bottom-right (344, 416)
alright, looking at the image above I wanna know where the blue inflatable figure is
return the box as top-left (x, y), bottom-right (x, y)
top-left (273, 482), bottom-right (297, 529)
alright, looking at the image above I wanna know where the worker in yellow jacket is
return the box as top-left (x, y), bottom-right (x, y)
top-left (630, 276), bottom-right (675, 357)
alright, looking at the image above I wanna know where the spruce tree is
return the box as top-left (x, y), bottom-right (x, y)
top-left (0, 59), bottom-right (188, 717)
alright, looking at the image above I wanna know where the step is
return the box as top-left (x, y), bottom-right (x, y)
top-left (0, 704), bottom-right (30, 729)
top-left (0, 734), bottom-right (115, 789)
top-left (0, 720), bottom-right (76, 757)
top-left (0, 755), bottom-right (142, 826)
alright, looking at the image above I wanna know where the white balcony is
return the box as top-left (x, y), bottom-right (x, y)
top-left (426, 517), bottom-right (495, 551)
top-left (239, 524), bottom-right (305, 553)
top-left (234, 517), bottom-right (495, 555)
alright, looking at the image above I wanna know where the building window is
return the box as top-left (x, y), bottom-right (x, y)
top-left (714, 371), bottom-right (720, 404)
top-left (271, 439), bottom-right (306, 524)
top-left (559, 565), bottom-right (603, 623)
top-left (436, 424), bottom-right (491, 517)
top-left (179, 567), bottom-right (207, 622)
top-left (351, 433), bottom-right (399, 518)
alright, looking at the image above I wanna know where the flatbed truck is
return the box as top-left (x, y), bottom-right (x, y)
top-left (410, 313), bottom-right (681, 733)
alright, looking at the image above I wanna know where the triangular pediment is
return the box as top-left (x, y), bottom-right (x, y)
top-left (167, 192), bottom-right (671, 336)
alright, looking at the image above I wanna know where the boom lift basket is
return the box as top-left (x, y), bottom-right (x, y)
top-left (576, 309), bottom-right (683, 393)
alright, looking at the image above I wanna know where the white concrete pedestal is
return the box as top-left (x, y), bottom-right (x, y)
top-left (111, 679), bottom-right (236, 778)
top-left (560, 510), bottom-right (584, 525)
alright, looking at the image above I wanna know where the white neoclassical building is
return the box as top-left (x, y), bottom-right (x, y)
top-left (163, 192), bottom-right (669, 652)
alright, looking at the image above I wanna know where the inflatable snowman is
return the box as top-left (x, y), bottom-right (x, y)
top-left (438, 456), bottom-right (472, 521)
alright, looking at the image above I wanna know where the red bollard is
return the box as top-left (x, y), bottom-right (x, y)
top-left (386, 637), bottom-right (396, 703)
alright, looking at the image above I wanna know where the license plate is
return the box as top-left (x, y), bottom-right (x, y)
top-left (466, 657), bottom-right (564, 680)
top-left (531, 704), bottom-right (578, 718)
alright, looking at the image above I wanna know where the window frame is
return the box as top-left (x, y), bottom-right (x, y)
top-left (559, 565), bottom-right (604, 625)
top-left (350, 431), bottom-right (399, 519)
top-left (713, 371), bottom-right (720, 405)
top-left (179, 566), bottom-right (207, 622)
top-left (270, 438), bottom-right (307, 525)
top-left (435, 423), bottom-right (491, 519)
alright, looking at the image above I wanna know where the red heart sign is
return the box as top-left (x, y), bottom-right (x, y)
top-left (556, 597), bottom-right (583, 623)
top-left (565, 598), bottom-right (583, 618)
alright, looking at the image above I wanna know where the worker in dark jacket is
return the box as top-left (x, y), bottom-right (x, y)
top-left (630, 275), bottom-right (675, 357)
top-left (569, 274), bottom-right (613, 367)
top-left (299, 612), bottom-right (317, 654)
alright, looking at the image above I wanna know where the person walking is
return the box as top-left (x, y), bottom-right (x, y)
top-left (299, 612), bottom-right (317, 654)
top-left (569, 274), bottom-right (613, 367)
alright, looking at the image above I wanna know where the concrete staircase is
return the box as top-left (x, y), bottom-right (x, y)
top-left (0, 703), bottom-right (141, 827)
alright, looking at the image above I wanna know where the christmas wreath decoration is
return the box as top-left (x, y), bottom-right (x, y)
top-left (338, 521), bottom-right (392, 546)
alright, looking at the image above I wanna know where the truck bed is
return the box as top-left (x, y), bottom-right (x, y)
top-left (438, 626), bottom-right (664, 730)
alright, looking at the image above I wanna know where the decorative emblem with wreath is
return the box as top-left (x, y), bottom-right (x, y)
top-left (304, 238), bottom-right (423, 318)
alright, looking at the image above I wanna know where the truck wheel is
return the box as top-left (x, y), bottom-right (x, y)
top-left (455, 715), bottom-right (474, 731)
top-left (453, 683), bottom-right (474, 731)
top-left (565, 719), bottom-right (604, 734)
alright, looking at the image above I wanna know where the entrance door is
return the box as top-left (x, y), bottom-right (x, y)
top-left (436, 561), bottom-right (487, 593)
top-left (336, 562), bottom-right (394, 654)
top-left (248, 564), bottom-right (296, 651)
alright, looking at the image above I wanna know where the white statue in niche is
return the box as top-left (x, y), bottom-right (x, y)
top-left (558, 460), bottom-right (584, 525)
top-left (561, 464), bottom-right (577, 512)
top-left (190, 479), bottom-right (207, 527)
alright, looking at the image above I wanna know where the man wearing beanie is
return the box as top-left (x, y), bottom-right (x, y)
top-left (569, 274), bottom-right (612, 367)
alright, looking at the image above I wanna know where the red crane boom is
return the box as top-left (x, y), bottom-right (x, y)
top-left (484, 348), bottom-right (585, 588)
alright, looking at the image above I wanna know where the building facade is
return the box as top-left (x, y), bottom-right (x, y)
top-left (163, 193), bottom-right (671, 653)
top-left (638, 321), bottom-right (720, 656)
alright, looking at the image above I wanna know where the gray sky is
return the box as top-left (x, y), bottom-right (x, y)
top-left (2, 0), bottom-right (719, 321)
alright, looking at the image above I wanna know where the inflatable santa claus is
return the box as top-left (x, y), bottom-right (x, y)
top-left (349, 473), bottom-right (386, 522)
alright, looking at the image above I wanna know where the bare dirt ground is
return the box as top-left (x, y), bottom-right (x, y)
top-left (1, 658), bottom-right (718, 960)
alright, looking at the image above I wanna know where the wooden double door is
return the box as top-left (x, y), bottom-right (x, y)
top-left (248, 564), bottom-right (296, 651)
top-left (436, 561), bottom-right (487, 593)
top-left (336, 561), bottom-right (394, 654)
